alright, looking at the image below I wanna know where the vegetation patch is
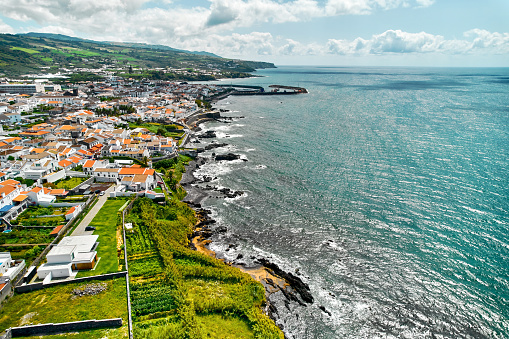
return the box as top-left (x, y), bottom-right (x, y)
top-left (0, 228), bottom-right (53, 245)
top-left (11, 206), bottom-right (67, 226)
top-left (127, 198), bottom-right (283, 338)
top-left (10, 47), bottom-right (40, 54)
top-left (0, 278), bottom-right (127, 332)
top-left (4, 245), bottom-right (45, 265)
top-left (77, 199), bottom-right (127, 277)
top-left (45, 176), bottom-right (88, 190)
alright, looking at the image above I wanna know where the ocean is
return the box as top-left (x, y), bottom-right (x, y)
top-left (189, 66), bottom-right (509, 338)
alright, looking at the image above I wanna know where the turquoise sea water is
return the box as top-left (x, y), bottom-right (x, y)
top-left (191, 67), bottom-right (509, 338)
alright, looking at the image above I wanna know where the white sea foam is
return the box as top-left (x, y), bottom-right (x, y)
top-left (215, 132), bottom-right (243, 139)
top-left (195, 162), bottom-right (233, 177)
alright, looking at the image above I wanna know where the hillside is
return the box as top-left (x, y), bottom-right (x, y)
top-left (0, 33), bottom-right (276, 77)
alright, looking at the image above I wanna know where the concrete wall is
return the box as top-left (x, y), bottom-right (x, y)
top-left (10, 318), bottom-right (122, 337)
top-left (47, 202), bottom-right (84, 208)
top-left (44, 169), bottom-right (66, 183)
top-left (15, 271), bottom-right (127, 293)
top-left (69, 176), bottom-right (94, 195)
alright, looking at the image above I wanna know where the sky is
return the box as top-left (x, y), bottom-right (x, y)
top-left (0, 0), bottom-right (508, 67)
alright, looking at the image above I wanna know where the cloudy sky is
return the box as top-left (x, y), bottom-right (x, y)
top-left (1, 0), bottom-right (508, 66)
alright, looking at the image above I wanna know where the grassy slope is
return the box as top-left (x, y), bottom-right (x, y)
top-left (128, 197), bottom-right (283, 339)
top-left (126, 154), bottom-right (283, 339)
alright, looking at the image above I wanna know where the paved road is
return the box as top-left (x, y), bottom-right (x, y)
top-left (71, 185), bottom-right (116, 236)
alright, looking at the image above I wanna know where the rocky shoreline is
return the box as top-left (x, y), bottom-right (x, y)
top-left (182, 149), bottom-right (318, 334)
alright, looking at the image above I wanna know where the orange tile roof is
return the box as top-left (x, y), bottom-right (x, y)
top-left (119, 167), bottom-right (154, 176)
top-left (49, 189), bottom-right (67, 195)
top-left (13, 194), bottom-right (28, 202)
top-left (66, 206), bottom-right (76, 215)
top-left (50, 225), bottom-right (64, 235)
top-left (31, 148), bottom-right (46, 154)
top-left (0, 185), bottom-right (17, 195)
top-left (84, 160), bottom-right (95, 168)
top-left (0, 179), bottom-right (20, 186)
top-left (58, 159), bottom-right (72, 168)
top-left (20, 131), bottom-right (50, 136)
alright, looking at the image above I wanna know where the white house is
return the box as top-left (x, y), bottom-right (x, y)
top-left (0, 252), bottom-right (26, 280)
top-left (93, 168), bottom-right (120, 182)
top-left (26, 186), bottom-right (56, 205)
top-left (65, 204), bottom-right (82, 220)
top-left (37, 235), bottom-right (99, 279)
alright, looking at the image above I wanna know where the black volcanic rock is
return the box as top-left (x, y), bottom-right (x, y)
top-left (199, 130), bottom-right (217, 138)
top-left (204, 143), bottom-right (228, 150)
top-left (215, 153), bottom-right (240, 161)
top-left (257, 258), bottom-right (314, 304)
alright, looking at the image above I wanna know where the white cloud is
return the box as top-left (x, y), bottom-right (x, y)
top-left (464, 29), bottom-right (509, 53)
top-left (0, 0), bottom-right (435, 43)
top-left (0, 20), bottom-right (14, 34)
top-left (1, 0), bottom-right (505, 62)
top-left (325, 29), bottom-right (509, 56)
top-left (369, 30), bottom-right (444, 53)
top-left (177, 32), bottom-right (276, 58)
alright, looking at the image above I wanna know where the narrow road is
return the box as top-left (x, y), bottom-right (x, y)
top-left (71, 185), bottom-right (116, 236)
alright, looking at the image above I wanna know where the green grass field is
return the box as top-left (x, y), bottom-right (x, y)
top-left (53, 177), bottom-right (88, 190)
top-left (10, 47), bottom-right (40, 54)
top-left (77, 199), bottom-right (127, 277)
top-left (0, 278), bottom-right (127, 332)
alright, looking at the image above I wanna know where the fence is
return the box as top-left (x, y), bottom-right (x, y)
top-left (7, 318), bottom-right (122, 337)
top-left (15, 271), bottom-right (127, 293)
top-left (122, 197), bottom-right (137, 339)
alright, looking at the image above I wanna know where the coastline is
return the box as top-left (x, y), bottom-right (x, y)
top-left (180, 122), bottom-right (317, 333)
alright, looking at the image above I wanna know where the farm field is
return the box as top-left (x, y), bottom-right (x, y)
top-left (126, 198), bottom-right (283, 339)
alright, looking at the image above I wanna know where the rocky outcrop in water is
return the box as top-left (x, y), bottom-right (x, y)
top-left (215, 153), bottom-right (240, 161)
top-left (204, 143), bottom-right (228, 150)
top-left (198, 130), bottom-right (217, 138)
top-left (256, 258), bottom-right (314, 304)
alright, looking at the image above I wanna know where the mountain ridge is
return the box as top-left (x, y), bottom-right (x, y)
top-left (0, 33), bottom-right (276, 77)
top-left (19, 32), bottom-right (221, 58)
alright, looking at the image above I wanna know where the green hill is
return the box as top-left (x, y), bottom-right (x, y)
top-left (0, 33), bottom-right (276, 77)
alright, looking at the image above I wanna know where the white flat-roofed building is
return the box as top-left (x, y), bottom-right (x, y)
top-left (46, 245), bottom-right (76, 264)
top-left (0, 83), bottom-right (45, 94)
top-left (37, 263), bottom-right (73, 279)
top-left (37, 235), bottom-right (99, 279)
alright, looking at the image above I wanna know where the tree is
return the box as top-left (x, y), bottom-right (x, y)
top-left (7, 156), bottom-right (15, 161)
top-left (156, 127), bottom-right (167, 136)
top-left (141, 156), bottom-right (149, 167)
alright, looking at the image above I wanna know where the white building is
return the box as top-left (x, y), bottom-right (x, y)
top-left (0, 252), bottom-right (26, 280)
top-left (37, 235), bottom-right (99, 279)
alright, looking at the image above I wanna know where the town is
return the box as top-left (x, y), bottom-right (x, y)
top-left (0, 76), bottom-right (282, 339)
